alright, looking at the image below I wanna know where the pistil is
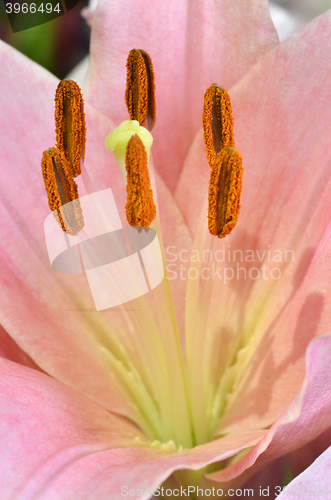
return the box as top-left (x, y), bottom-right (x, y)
top-left (105, 120), bottom-right (153, 178)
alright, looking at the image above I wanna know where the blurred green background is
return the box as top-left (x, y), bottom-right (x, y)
top-left (0, 0), bottom-right (90, 79)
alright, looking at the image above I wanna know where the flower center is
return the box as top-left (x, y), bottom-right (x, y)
top-left (40, 50), bottom-right (245, 452)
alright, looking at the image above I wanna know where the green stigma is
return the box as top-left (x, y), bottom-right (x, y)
top-left (105, 120), bottom-right (153, 178)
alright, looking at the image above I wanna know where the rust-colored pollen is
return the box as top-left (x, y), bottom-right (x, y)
top-left (203, 84), bottom-right (235, 169)
top-left (55, 79), bottom-right (86, 177)
top-left (41, 148), bottom-right (84, 236)
top-left (125, 135), bottom-right (156, 228)
top-left (125, 49), bottom-right (156, 130)
top-left (208, 147), bottom-right (243, 238)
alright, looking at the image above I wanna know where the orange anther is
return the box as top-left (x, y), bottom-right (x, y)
top-left (203, 84), bottom-right (235, 169)
top-left (125, 135), bottom-right (156, 228)
top-left (55, 79), bottom-right (86, 177)
top-left (41, 147), bottom-right (84, 235)
top-left (208, 147), bottom-right (243, 238)
top-left (125, 49), bottom-right (156, 131)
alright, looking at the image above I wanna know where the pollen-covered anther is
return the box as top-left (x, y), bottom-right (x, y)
top-left (125, 135), bottom-right (156, 229)
top-left (125, 49), bottom-right (156, 130)
top-left (55, 79), bottom-right (86, 177)
top-left (203, 84), bottom-right (235, 169)
top-left (41, 148), bottom-right (84, 236)
top-left (208, 147), bottom-right (243, 238)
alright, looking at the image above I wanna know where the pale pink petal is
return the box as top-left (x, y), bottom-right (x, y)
top-left (177, 11), bottom-right (331, 435)
top-left (84, 0), bottom-right (278, 191)
top-left (175, 129), bottom-right (208, 232)
top-left (5, 336), bottom-right (330, 498)
top-left (0, 358), bottom-right (147, 499)
top-left (20, 432), bottom-right (267, 500)
top-left (175, 129), bottom-right (207, 235)
top-left (0, 325), bottom-right (40, 370)
top-left (277, 447), bottom-right (331, 500)
top-left (215, 222), bottom-right (331, 435)
top-left (206, 335), bottom-right (331, 485)
top-left (0, 358), bottom-right (270, 499)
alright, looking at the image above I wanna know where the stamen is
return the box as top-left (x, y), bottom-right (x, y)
top-left (208, 147), bottom-right (243, 238)
top-left (41, 148), bottom-right (84, 236)
top-left (55, 79), bottom-right (86, 177)
top-left (125, 49), bottom-right (156, 131)
top-left (125, 135), bottom-right (156, 229)
top-left (203, 84), bottom-right (235, 169)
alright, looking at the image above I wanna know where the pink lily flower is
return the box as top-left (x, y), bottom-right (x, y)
top-left (1, 0), bottom-right (331, 497)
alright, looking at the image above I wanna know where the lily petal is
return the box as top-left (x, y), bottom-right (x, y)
top-left (0, 358), bottom-right (266, 499)
top-left (84, 0), bottom-right (278, 191)
top-left (0, 325), bottom-right (40, 370)
top-left (3, 335), bottom-right (330, 497)
top-left (206, 335), bottom-right (331, 485)
top-left (0, 358), bottom-right (147, 499)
